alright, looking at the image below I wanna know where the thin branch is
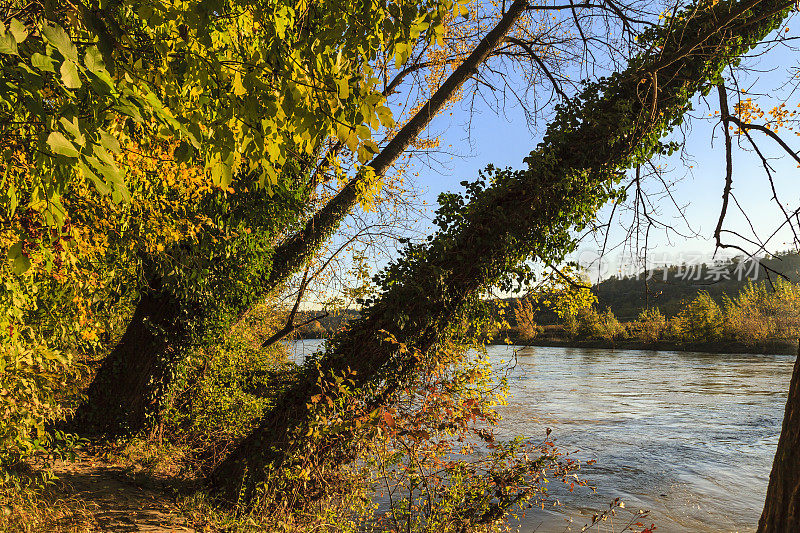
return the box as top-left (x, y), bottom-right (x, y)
top-left (714, 83), bottom-right (735, 250)
top-left (727, 115), bottom-right (800, 166)
top-left (504, 36), bottom-right (570, 101)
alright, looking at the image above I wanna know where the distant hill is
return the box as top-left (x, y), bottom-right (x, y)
top-left (296, 252), bottom-right (800, 337)
top-left (594, 252), bottom-right (800, 320)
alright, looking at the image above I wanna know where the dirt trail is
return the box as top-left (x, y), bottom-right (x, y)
top-left (51, 457), bottom-right (196, 532)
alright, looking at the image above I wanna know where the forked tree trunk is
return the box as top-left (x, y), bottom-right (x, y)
top-left (77, 3), bottom-right (530, 437)
top-left (757, 346), bottom-right (800, 532)
top-left (209, 0), bottom-right (794, 503)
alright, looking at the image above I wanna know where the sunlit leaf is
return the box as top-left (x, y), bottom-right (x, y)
top-left (60, 59), bottom-right (81, 89)
top-left (47, 131), bottom-right (80, 158)
top-left (42, 24), bottom-right (78, 62)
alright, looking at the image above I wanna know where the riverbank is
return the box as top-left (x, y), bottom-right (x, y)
top-left (514, 337), bottom-right (799, 355)
top-left (289, 340), bottom-right (792, 532)
top-left (295, 332), bottom-right (799, 355)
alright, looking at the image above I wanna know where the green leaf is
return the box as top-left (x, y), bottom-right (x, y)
top-left (376, 106), bottom-right (395, 128)
top-left (42, 24), bottom-right (78, 62)
top-left (60, 59), bottom-right (81, 89)
top-left (356, 124), bottom-right (371, 140)
top-left (47, 131), bottom-right (80, 158)
top-left (83, 46), bottom-right (106, 74)
top-left (44, 196), bottom-right (66, 227)
top-left (357, 145), bottom-right (371, 164)
top-left (266, 138), bottom-right (280, 160)
top-left (17, 62), bottom-right (42, 84)
top-left (9, 19), bottom-right (28, 43)
top-left (262, 164), bottom-right (278, 190)
top-left (173, 141), bottom-right (191, 162)
top-left (336, 77), bottom-right (349, 100)
top-left (274, 5), bottom-right (293, 39)
top-left (78, 161), bottom-right (111, 195)
top-left (99, 130), bottom-right (121, 154)
top-left (87, 68), bottom-right (114, 93)
top-left (111, 185), bottom-right (130, 204)
top-left (12, 254), bottom-right (31, 275)
top-left (394, 42), bottom-right (408, 68)
top-left (211, 153), bottom-right (234, 186)
top-left (31, 53), bottom-right (56, 73)
top-left (232, 72), bottom-right (246, 96)
top-left (7, 241), bottom-right (22, 260)
top-left (344, 131), bottom-right (358, 153)
top-left (59, 116), bottom-right (85, 146)
top-left (0, 26), bottom-right (17, 55)
top-left (363, 139), bottom-right (379, 154)
top-left (84, 46), bottom-right (114, 92)
top-left (86, 151), bottom-right (124, 186)
top-left (91, 144), bottom-right (117, 169)
top-left (86, 153), bottom-right (128, 201)
top-left (6, 184), bottom-right (17, 217)
top-left (186, 124), bottom-right (202, 149)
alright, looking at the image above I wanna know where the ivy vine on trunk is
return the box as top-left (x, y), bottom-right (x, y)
top-left (208, 0), bottom-right (795, 506)
top-left (76, 0), bottom-right (532, 438)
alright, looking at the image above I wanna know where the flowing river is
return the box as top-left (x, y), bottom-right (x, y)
top-left (290, 340), bottom-right (794, 532)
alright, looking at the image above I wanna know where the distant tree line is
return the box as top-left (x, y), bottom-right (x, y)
top-left (512, 275), bottom-right (800, 348)
top-left (299, 252), bottom-right (800, 339)
top-left (594, 252), bottom-right (800, 320)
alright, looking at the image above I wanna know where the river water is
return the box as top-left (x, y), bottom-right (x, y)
top-left (290, 340), bottom-right (794, 532)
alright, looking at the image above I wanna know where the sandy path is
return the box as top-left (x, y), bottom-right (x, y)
top-left (51, 457), bottom-right (196, 532)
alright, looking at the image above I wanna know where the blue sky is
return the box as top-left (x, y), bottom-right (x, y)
top-left (309, 9), bottom-right (800, 307)
top-left (397, 17), bottom-right (800, 280)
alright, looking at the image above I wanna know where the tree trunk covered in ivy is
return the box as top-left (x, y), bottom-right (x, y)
top-left (75, 3), bottom-right (529, 438)
top-left (757, 351), bottom-right (800, 532)
top-left (209, 0), bottom-right (793, 503)
top-left (74, 184), bottom-right (303, 437)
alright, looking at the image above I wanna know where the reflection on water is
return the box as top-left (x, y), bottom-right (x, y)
top-left (291, 340), bottom-right (794, 533)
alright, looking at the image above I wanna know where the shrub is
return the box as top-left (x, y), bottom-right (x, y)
top-left (635, 308), bottom-right (667, 343)
top-left (722, 279), bottom-right (800, 343)
top-left (514, 297), bottom-right (543, 341)
top-left (671, 292), bottom-right (723, 341)
top-left (160, 341), bottom-right (294, 469)
top-left (571, 307), bottom-right (625, 340)
top-left (575, 306), bottom-right (601, 337)
top-left (595, 309), bottom-right (626, 340)
top-left (306, 320), bottom-right (328, 338)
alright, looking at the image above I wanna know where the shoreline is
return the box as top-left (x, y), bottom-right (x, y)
top-left (294, 334), bottom-right (799, 355)
top-left (510, 337), bottom-right (799, 355)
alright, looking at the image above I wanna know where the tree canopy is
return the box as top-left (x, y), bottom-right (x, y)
top-left (3, 0), bottom-right (800, 531)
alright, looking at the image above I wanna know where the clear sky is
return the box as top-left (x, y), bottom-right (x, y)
top-left (309, 8), bottom-right (800, 308)
top-left (397, 16), bottom-right (800, 282)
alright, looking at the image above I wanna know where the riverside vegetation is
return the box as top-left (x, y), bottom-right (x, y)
top-left (1, 0), bottom-right (800, 532)
top-left (512, 277), bottom-right (800, 352)
top-left (301, 262), bottom-right (800, 353)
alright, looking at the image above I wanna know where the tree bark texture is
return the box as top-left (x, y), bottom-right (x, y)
top-left (72, 283), bottom-right (184, 437)
top-left (757, 350), bottom-right (800, 532)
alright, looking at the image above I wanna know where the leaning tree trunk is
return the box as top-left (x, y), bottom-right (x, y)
top-left (255, 0), bottom-right (530, 297)
top-left (209, 0), bottom-right (794, 504)
top-left (757, 346), bottom-right (800, 532)
top-left (75, 2), bottom-right (530, 437)
top-left (72, 280), bottom-right (185, 436)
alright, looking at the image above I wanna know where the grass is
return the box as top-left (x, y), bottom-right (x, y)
top-left (0, 476), bottom-right (93, 533)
